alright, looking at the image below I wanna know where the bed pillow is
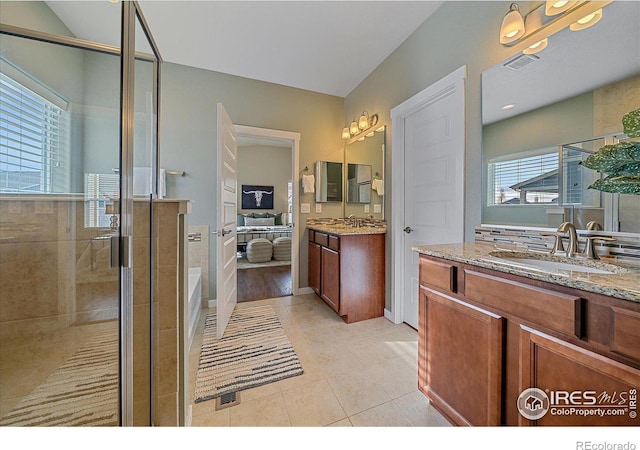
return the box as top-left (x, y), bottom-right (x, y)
top-left (273, 212), bottom-right (283, 225)
top-left (252, 212), bottom-right (269, 218)
top-left (237, 213), bottom-right (254, 226)
top-left (244, 217), bottom-right (275, 226)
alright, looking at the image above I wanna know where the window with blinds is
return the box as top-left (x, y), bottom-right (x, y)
top-left (85, 173), bottom-right (119, 228)
top-left (0, 70), bottom-right (69, 193)
top-left (488, 151), bottom-right (559, 205)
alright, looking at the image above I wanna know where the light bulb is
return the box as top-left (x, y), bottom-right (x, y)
top-left (523, 38), bottom-right (548, 54)
top-left (500, 4), bottom-right (525, 45)
top-left (350, 120), bottom-right (359, 135)
top-left (570, 8), bottom-right (602, 31)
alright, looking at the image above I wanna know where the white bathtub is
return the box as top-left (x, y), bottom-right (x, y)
top-left (188, 267), bottom-right (202, 346)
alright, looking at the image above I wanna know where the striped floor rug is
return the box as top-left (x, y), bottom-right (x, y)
top-left (0, 329), bottom-right (119, 426)
top-left (194, 305), bottom-right (303, 404)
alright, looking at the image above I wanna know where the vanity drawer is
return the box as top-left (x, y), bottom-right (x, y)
top-left (314, 232), bottom-right (328, 247)
top-left (328, 235), bottom-right (340, 251)
top-left (309, 230), bottom-right (315, 242)
top-left (419, 256), bottom-right (457, 293)
top-left (610, 307), bottom-right (640, 362)
top-left (464, 270), bottom-right (582, 338)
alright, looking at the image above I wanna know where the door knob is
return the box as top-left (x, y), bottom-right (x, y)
top-left (404, 227), bottom-right (414, 234)
top-left (219, 229), bottom-right (232, 236)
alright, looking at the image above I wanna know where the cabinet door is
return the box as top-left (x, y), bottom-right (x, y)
top-left (308, 241), bottom-right (321, 295)
top-left (519, 326), bottom-right (640, 426)
top-left (321, 247), bottom-right (340, 312)
top-left (421, 287), bottom-right (504, 426)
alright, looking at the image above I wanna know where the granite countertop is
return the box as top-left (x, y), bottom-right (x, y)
top-left (413, 242), bottom-right (640, 303)
top-left (308, 224), bottom-right (387, 236)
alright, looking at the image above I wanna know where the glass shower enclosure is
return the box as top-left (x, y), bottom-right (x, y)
top-left (0, 1), bottom-right (161, 426)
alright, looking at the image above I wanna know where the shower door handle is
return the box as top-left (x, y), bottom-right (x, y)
top-left (110, 235), bottom-right (120, 269)
top-left (110, 235), bottom-right (132, 268)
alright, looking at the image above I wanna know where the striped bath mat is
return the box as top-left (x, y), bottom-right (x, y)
top-left (194, 305), bottom-right (303, 403)
top-left (0, 329), bottom-right (118, 426)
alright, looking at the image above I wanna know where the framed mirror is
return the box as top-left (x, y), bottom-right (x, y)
top-left (315, 160), bottom-right (343, 203)
top-left (481, 1), bottom-right (640, 233)
top-left (344, 125), bottom-right (385, 219)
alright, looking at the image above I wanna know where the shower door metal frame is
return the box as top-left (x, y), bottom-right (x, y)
top-left (120, 1), bottom-right (163, 426)
top-left (0, 0), bottom-right (163, 426)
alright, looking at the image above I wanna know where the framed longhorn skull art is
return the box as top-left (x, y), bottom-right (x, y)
top-left (241, 185), bottom-right (274, 209)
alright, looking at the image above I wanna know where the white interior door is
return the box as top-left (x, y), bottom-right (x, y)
top-left (216, 103), bottom-right (238, 339)
top-left (391, 66), bottom-right (466, 329)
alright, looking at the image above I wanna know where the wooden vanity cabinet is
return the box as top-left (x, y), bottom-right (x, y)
top-left (308, 229), bottom-right (385, 323)
top-left (418, 254), bottom-right (640, 427)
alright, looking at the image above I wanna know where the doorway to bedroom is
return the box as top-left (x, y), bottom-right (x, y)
top-left (235, 127), bottom-right (297, 302)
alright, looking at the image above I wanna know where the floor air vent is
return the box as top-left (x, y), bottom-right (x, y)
top-left (215, 391), bottom-right (240, 410)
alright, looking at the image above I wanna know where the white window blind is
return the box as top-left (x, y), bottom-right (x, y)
top-left (488, 151), bottom-right (559, 205)
top-left (0, 69), bottom-right (69, 193)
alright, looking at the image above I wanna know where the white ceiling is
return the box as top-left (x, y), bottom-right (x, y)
top-left (482, 1), bottom-right (640, 125)
top-left (45, 0), bottom-right (444, 98)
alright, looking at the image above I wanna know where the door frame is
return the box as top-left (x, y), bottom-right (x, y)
top-left (234, 125), bottom-right (301, 295)
top-left (389, 65), bottom-right (467, 325)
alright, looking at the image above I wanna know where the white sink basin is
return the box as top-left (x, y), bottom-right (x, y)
top-left (486, 251), bottom-right (628, 276)
top-left (495, 256), bottom-right (615, 274)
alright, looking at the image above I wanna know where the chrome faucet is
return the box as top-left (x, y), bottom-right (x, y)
top-left (557, 222), bottom-right (578, 257)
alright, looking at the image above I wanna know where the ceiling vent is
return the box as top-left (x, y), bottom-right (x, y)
top-left (503, 54), bottom-right (540, 71)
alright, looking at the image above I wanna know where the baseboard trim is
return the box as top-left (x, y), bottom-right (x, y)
top-left (296, 287), bottom-right (314, 295)
top-left (204, 298), bottom-right (216, 309)
top-left (384, 308), bottom-right (399, 323)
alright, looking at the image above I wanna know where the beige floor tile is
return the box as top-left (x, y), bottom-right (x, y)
top-left (367, 356), bottom-right (419, 399)
top-left (186, 294), bottom-right (436, 428)
top-left (393, 390), bottom-right (452, 426)
top-left (327, 418), bottom-right (353, 426)
top-left (282, 379), bottom-right (347, 426)
top-left (190, 402), bottom-right (230, 427)
top-left (228, 391), bottom-right (291, 426)
top-left (327, 373), bottom-right (392, 416)
top-left (348, 400), bottom-right (412, 426)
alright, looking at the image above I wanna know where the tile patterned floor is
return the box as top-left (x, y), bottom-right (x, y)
top-left (188, 293), bottom-right (451, 427)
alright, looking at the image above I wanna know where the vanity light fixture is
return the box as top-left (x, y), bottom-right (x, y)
top-left (342, 113), bottom-right (379, 140)
top-left (569, 8), bottom-right (603, 31)
top-left (545, 0), bottom-right (576, 16)
top-left (500, 3), bottom-right (525, 45)
top-left (523, 38), bottom-right (548, 54)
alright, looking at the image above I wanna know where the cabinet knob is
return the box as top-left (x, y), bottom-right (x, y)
top-left (404, 227), bottom-right (414, 234)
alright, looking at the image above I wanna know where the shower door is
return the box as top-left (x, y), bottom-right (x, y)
top-left (0, 1), bottom-right (161, 426)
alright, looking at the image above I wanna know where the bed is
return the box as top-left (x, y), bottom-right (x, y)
top-left (236, 212), bottom-right (292, 252)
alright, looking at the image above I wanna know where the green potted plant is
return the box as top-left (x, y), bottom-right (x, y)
top-left (580, 108), bottom-right (640, 195)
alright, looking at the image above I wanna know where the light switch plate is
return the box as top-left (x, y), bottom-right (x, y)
top-left (315, 203), bottom-right (322, 213)
top-left (364, 204), bottom-right (370, 213)
top-left (301, 203), bottom-right (310, 214)
top-left (373, 204), bottom-right (381, 213)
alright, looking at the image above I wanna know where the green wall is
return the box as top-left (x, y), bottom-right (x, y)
top-left (159, 62), bottom-right (344, 298)
top-left (343, 1), bottom-right (523, 309)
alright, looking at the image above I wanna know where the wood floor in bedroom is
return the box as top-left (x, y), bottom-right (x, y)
top-left (237, 265), bottom-right (292, 302)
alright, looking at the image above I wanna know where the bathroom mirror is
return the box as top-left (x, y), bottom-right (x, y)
top-left (481, 0), bottom-right (640, 233)
top-left (315, 160), bottom-right (343, 203)
top-left (344, 125), bottom-right (385, 219)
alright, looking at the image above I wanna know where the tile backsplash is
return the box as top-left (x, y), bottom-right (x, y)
top-left (475, 225), bottom-right (640, 261)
